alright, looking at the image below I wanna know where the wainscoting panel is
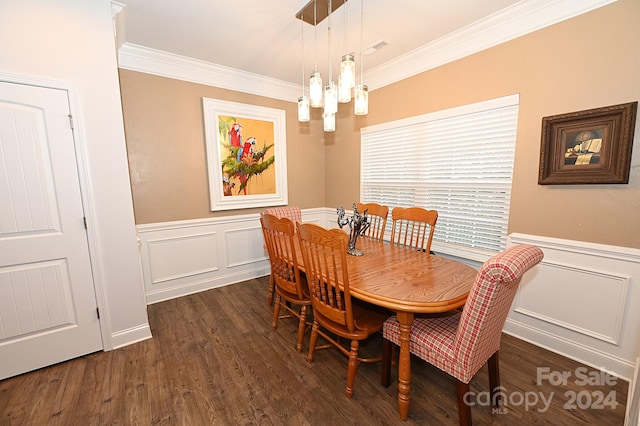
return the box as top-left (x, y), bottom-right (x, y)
top-left (138, 215), bottom-right (638, 381)
top-left (505, 233), bottom-right (640, 381)
top-left (513, 260), bottom-right (628, 344)
top-left (224, 226), bottom-right (265, 268)
top-left (147, 231), bottom-right (219, 284)
top-left (137, 208), bottom-right (330, 304)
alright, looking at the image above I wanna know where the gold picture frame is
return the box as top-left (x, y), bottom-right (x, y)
top-left (538, 102), bottom-right (637, 185)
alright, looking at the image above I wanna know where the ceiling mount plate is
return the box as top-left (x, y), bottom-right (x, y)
top-left (296, 0), bottom-right (347, 26)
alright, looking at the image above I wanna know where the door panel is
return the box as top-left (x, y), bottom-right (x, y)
top-left (0, 81), bottom-right (102, 379)
top-left (0, 260), bottom-right (76, 340)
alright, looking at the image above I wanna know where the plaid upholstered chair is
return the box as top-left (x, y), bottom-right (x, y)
top-left (262, 206), bottom-right (303, 305)
top-left (262, 206), bottom-right (302, 226)
top-left (381, 244), bottom-right (544, 425)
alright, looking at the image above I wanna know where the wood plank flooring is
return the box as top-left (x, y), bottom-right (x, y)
top-left (0, 276), bottom-right (628, 425)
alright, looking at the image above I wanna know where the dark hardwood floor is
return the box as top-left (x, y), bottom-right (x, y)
top-left (0, 276), bottom-right (628, 425)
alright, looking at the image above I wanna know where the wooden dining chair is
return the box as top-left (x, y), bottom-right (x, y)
top-left (297, 222), bottom-right (389, 398)
top-left (260, 213), bottom-right (310, 353)
top-left (381, 244), bottom-right (544, 425)
top-left (262, 206), bottom-right (303, 305)
top-left (356, 202), bottom-right (389, 242)
top-left (390, 206), bottom-right (438, 253)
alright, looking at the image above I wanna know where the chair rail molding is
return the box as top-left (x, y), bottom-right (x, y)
top-left (137, 214), bottom-right (638, 382)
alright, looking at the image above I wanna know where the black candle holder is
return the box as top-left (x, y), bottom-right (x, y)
top-left (337, 203), bottom-right (370, 256)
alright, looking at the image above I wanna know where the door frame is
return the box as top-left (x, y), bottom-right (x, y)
top-left (0, 71), bottom-right (111, 349)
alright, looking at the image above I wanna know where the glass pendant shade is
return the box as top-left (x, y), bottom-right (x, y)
top-left (324, 81), bottom-right (338, 114)
top-left (298, 96), bottom-right (310, 122)
top-left (296, 0), bottom-right (368, 131)
top-left (309, 71), bottom-right (323, 108)
top-left (340, 53), bottom-right (356, 88)
top-left (354, 84), bottom-right (369, 115)
top-left (338, 74), bottom-right (351, 103)
top-left (323, 111), bottom-right (336, 132)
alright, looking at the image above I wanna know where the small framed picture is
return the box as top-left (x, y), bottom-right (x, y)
top-left (538, 102), bottom-right (637, 185)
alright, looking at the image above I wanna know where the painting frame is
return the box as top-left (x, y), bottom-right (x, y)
top-left (203, 98), bottom-right (287, 211)
top-left (538, 101), bottom-right (637, 185)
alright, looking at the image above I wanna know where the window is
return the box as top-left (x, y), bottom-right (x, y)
top-left (360, 94), bottom-right (519, 262)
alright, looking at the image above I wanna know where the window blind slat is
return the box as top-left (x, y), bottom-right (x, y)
top-left (361, 95), bottom-right (519, 258)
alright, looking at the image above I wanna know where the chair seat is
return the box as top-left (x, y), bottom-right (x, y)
top-left (383, 312), bottom-right (463, 380)
top-left (314, 303), bottom-right (387, 340)
top-left (276, 274), bottom-right (311, 305)
top-left (277, 288), bottom-right (312, 307)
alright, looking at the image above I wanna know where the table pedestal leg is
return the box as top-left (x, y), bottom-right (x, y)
top-left (396, 311), bottom-right (414, 421)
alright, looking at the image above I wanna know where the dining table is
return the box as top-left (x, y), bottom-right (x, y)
top-left (294, 234), bottom-right (478, 421)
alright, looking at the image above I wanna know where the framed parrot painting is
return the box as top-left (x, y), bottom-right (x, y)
top-left (203, 98), bottom-right (288, 211)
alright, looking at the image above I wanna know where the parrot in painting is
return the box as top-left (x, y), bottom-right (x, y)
top-left (228, 122), bottom-right (242, 148)
top-left (234, 137), bottom-right (256, 195)
top-left (237, 137), bottom-right (256, 163)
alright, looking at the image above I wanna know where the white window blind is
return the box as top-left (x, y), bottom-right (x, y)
top-left (360, 94), bottom-right (519, 261)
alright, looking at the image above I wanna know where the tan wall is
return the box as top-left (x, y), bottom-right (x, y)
top-left (120, 0), bottom-right (639, 248)
top-left (119, 72), bottom-right (326, 224)
top-left (327, 0), bottom-right (640, 249)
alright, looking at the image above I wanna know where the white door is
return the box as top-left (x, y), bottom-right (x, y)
top-left (0, 81), bottom-right (102, 379)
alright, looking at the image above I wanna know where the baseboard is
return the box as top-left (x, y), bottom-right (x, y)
top-left (504, 318), bottom-right (635, 381)
top-left (145, 267), bottom-right (270, 304)
top-left (110, 323), bottom-right (153, 350)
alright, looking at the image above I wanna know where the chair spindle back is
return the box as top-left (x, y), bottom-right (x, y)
top-left (390, 207), bottom-right (438, 252)
top-left (356, 202), bottom-right (389, 242)
top-left (260, 213), bottom-right (305, 300)
top-left (297, 223), bottom-right (355, 331)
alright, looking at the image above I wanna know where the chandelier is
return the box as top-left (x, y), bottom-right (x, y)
top-left (296, 0), bottom-right (368, 132)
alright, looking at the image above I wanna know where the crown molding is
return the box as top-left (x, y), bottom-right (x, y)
top-left (118, 43), bottom-right (301, 102)
top-left (365, 0), bottom-right (618, 90)
top-left (117, 0), bottom-right (617, 101)
top-left (111, 2), bottom-right (126, 51)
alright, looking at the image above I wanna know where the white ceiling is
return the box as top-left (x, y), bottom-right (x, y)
top-left (115, 0), bottom-right (615, 96)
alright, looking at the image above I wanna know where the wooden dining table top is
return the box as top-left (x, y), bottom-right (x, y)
top-left (295, 235), bottom-right (478, 313)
